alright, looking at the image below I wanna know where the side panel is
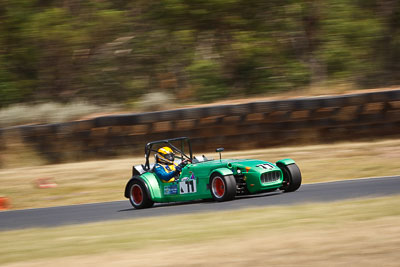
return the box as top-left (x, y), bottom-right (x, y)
top-left (158, 163), bottom-right (237, 202)
top-left (161, 165), bottom-right (212, 202)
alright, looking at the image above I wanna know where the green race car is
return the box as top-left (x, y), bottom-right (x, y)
top-left (124, 137), bottom-right (301, 209)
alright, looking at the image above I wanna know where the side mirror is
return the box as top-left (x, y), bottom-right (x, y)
top-left (216, 147), bottom-right (224, 161)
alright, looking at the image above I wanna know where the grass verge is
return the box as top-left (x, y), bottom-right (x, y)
top-left (0, 138), bottom-right (400, 209)
top-left (1, 195), bottom-right (400, 266)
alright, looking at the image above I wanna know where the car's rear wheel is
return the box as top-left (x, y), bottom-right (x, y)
top-left (278, 163), bottom-right (302, 192)
top-left (129, 180), bottom-right (154, 209)
top-left (210, 174), bottom-right (236, 201)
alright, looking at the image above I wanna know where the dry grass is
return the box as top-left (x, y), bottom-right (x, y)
top-left (1, 195), bottom-right (400, 266)
top-left (0, 138), bottom-right (400, 210)
top-left (0, 101), bottom-right (119, 128)
top-left (186, 85), bottom-right (400, 106)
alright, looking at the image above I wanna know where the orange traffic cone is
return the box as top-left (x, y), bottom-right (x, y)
top-left (0, 197), bottom-right (10, 211)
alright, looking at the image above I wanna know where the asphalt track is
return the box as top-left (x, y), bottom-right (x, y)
top-left (1, 176), bottom-right (399, 231)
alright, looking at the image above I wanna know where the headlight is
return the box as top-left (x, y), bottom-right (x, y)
top-left (237, 169), bottom-right (242, 174)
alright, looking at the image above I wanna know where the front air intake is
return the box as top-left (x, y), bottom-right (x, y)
top-left (260, 171), bottom-right (281, 184)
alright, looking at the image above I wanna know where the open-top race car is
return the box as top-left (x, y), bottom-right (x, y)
top-left (124, 137), bottom-right (301, 209)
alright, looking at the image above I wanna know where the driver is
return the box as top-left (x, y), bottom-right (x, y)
top-left (154, 146), bottom-right (187, 183)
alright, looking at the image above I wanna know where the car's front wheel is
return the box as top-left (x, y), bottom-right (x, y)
top-left (278, 163), bottom-right (302, 192)
top-left (210, 174), bottom-right (236, 201)
top-left (129, 180), bottom-right (154, 209)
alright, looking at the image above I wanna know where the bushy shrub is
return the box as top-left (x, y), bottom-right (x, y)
top-left (187, 60), bottom-right (229, 102)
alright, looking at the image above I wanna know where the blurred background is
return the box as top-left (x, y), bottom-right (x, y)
top-left (1, 3), bottom-right (400, 266)
top-left (1, 0), bottom-right (400, 121)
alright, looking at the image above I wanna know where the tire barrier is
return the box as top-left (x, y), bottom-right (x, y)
top-left (1, 89), bottom-right (400, 163)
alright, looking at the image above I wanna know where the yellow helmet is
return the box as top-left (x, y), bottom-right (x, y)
top-left (156, 146), bottom-right (175, 164)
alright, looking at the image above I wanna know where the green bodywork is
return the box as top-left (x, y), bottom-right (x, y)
top-left (127, 157), bottom-right (296, 203)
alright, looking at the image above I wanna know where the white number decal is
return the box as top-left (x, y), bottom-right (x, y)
top-left (256, 163), bottom-right (274, 170)
top-left (180, 180), bottom-right (197, 194)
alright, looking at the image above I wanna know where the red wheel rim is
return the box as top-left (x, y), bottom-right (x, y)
top-left (131, 184), bottom-right (143, 205)
top-left (212, 177), bottom-right (225, 198)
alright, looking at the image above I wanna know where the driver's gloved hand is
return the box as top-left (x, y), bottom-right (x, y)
top-left (178, 162), bottom-right (186, 170)
top-left (176, 165), bottom-right (182, 172)
top-left (176, 160), bottom-right (189, 172)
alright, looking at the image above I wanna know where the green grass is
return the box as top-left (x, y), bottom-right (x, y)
top-left (1, 195), bottom-right (400, 266)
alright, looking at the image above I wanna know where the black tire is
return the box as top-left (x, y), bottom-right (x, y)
top-left (210, 174), bottom-right (236, 201)
top-left (278, 163), bottom-right (302, 192)
top-left (128, 180), bottom-right (154, 209)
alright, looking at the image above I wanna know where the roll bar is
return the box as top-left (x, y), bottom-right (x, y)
top-left (144, 137), bottom-right (193, 170)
